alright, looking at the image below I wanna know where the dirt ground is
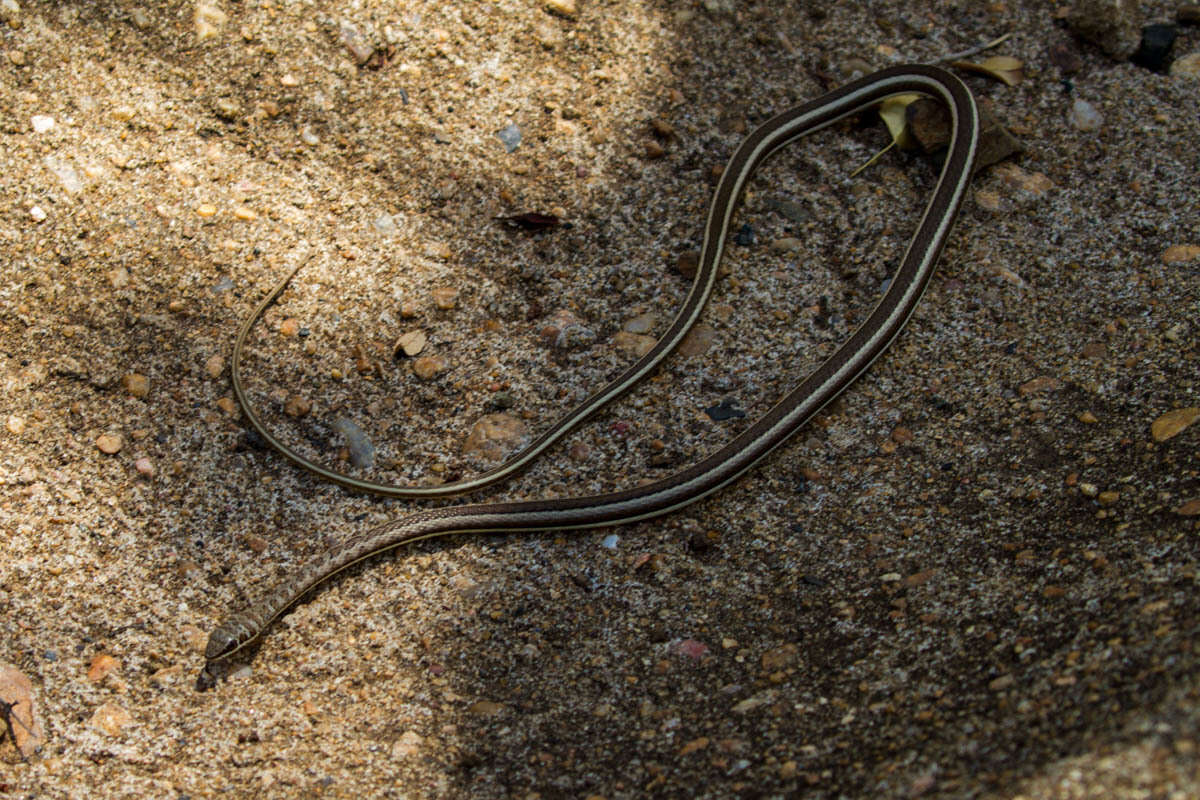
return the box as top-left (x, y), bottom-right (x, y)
top-left (1, 0), bottom-right (1198, 797)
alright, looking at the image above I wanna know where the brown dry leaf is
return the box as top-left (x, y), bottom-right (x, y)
top-left (952, 56), bottom-right (1025, 86)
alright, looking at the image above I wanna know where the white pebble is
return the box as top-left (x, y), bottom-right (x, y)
top-left (300, 125), bottom-right (320, 146)
top-left (45, 157), bottom-right (83, 193)
top-left (601, 534), bottom-right (620, 549)
top-left (31, 115), bottom-right (54, 133)
top-left (1069, 99), bottom-right (1103, 132)
top-left (373, 213), bottom-right (398, 234)
top-left (29, 205), bottom-right (46, 221)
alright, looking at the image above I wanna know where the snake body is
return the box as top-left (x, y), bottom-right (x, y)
top-left (202, 65), bottom-right (979, 679)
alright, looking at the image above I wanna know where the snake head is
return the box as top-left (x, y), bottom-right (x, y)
top-left (196, 622), bottom-right (251, 691)
top-left (204, 630), bottom-right (240, 661)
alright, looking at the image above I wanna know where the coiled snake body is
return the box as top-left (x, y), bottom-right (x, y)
top-left (199, 65), bottom-right (979, 688)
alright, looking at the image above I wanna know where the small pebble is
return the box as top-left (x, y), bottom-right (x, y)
top-left (705, 400), bottom-right (746, 421)
top-left (1172, 52), bottom-right (1200, 78)
top-left (462, 413), bottom-right (527, 463)
top-left (467, 700), bottom-right (504, 716)
top-left (205, 354), bottom-right (224, 378)
top-left (96, 433), bottom-right (123, 454)
top-left (988, 674), bottom-right (1015, 691)
top-left (31, 114), bottom-right (54, 133)
top-left (46, 158), bottom-right (82, 193)
top-left (1048, 41), bottom-right (1084, 73)
top-left (674, 250), bottom-right (701, 278)
top-left (339, 21), bottom-right (374, 65)
top-left (412, 356), bottom-right (447, 381)
top-left (761, 644), bottom-right (798, 672)
top-left (373, 213), bottom-right (398, 235)
top-left (134, 457), bottom-right (154, 476)
top-left (623, 313), bottom-right (658, 335)
top-left (300, 126), bottom-right (320, 146)
top-left (332, 417), bottom-right (375, 469)
top-left (546, 309), bottom-right (593, 349)
top-left (1018, 376), bottom-right (1060, 396)
top-left (677, 324), bottom-right (715, 358)
top-left (87, 654), bottom-right (120, 683)
top-left (30, 205), bottom-right (47, 221)
top-left (1069, 99), bottom-right (1104, 132)
top-left (496, 123), bottom-right (521, 152)
top-left (89, 702), bottom-right (133, 736)
top-left (544, 0), bottom-right (577, 16)
top-left (122, 372), bottom-right (150, 398)
top-left (1150, 407), bottom-right (1199, 441)
top-left (279, 318), bottom-right (300, 336)
top-left (196, 203), bottom-right (218, 218)
top-left (391, 731), bottom-right (424, 758)
top-left (6, 415), bottom-right (25, 435)
top-left (149, 666), bottom-right (183, 688)
top-left (432, 287), bottom-right (458, 309)
top-left (612, 331), bottom-right (655, 358)
top-left (1131, 23), bottom-right (1178, 72)
top-left (284, 395), bottom-right (311, 417)
top-left (394, 330), bottom-right (427, 357)
top-left (1161, 244), bottom-right (1200, 263)
top-left (1065, 0), bottom-right (1142, 60)
top-left (216, 397), bottom-right (239, 417)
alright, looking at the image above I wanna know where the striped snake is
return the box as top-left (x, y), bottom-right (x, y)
top-left (200, 64), bottom-right (979, 687)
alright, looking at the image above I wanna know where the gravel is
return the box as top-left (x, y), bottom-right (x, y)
top-left (0, 0), bottom-right (1197, 797)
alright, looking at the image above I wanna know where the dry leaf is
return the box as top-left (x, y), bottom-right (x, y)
top-left (951, 56), bottom-right (1025, 86)
top-left (851, 94), bottom-right (920, 177)
top-left (879, 93), bottom-right (921, 149)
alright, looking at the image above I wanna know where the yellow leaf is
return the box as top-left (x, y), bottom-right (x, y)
top-left (879, 93), bottom-right (921, 149)
top-left (851, 94), bottom-right (919, 177)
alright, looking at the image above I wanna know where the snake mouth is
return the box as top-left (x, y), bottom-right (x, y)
top-left (195, 666), bottom-right (218, 692)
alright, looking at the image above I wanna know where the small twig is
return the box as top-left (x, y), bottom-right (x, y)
top-left (940, 32), bottom-right (1013, 63)
top-left (850, 140), bottom-right (896, 178)
top-left (0, 697), bottom-right (33, 761)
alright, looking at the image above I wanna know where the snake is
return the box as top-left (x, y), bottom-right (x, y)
top-left (200, 64), bottom-right (979, 685)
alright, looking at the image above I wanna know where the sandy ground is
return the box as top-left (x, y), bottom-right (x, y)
top-left (1, 0), bottom-right (1198, 797)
